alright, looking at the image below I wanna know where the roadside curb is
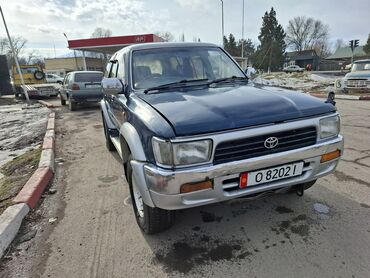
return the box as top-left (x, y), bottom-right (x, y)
top-left (309, 93), bottom-right (370, 101)
top-left (38, 100), bottom-right (60, 108)
top-left (0, 204), bottom-right (29, 257)
top-left (0, 111), bottom-right (56, 257)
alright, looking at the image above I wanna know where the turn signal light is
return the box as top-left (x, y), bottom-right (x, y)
top-left (180, 180), bottom-right (213, 194)
top-left (321, 150), bottom-right (341, 163)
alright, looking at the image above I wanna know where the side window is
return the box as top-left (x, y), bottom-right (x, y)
top-left (63, 74), bottom-right (70, 85)
top-left (117, 55), bottom-right (125, 80)
top-left (109, 62), bottom-right (118, 78)
top-left (104, 62), bottom-right (112, 78)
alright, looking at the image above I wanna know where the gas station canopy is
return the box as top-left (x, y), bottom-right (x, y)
top-left (67, 33), bottom-right (164, 54)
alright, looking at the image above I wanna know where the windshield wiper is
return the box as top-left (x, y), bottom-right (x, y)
top-left (143, 79), bottom-right (209, 94)
top-left (207, 76), bottom-right (248, 86)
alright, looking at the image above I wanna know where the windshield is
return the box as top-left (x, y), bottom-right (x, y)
top-left (74, 72), bottom-right (103, 82)
top-left (352, 62), bottom-right (370, 72)
top-left (132, 47), bottom-right (244, 89)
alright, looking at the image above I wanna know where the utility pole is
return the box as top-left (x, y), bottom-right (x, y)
top-left (220, 0), bottom-right (224, 47)
top-left (64, 33), bottom-right (78, 70)
top-left (0, 6), bottom-right (30, 104)
top-left (241, 0), bottom-right (245, 69)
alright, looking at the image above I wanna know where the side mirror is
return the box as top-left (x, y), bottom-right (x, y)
top-left (102, 77), bottom-right (123, 95)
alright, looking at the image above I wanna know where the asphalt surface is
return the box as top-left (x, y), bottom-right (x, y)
top-left (0, 97), bottom-right (369, 278)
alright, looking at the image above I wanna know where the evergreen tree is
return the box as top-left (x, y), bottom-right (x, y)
top-left (364, 34), bottom-right (370, 55)
top-left (253, 8), bottom-right (286, 71)
top-left (224, 35), bottom-right (255, 58)
top-left (223, 34), bottom-right (239, 56)
top-left (237, 39), bottom-right (255, 59)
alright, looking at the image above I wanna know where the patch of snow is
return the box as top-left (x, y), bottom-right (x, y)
top-left (253, 72), bottom-right (336, 92)
top-left (0, 103), bottom-right (50, 168)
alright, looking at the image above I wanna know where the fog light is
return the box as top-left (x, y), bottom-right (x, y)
top-left (321, 150), bottom-right (341, 163)
top-left (240, 173), bottom-right (248, 189)
top-left (180, 180), bottom-right (213, 193)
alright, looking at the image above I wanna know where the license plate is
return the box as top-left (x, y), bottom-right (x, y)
top-left (241, 162), bottom-right (304, 187)
top-left (86, 84), bottom-right (101, 88)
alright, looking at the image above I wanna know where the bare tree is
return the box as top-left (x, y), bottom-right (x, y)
top-left (334, 39), bottom-right (346, 51)
top-left (155, 32), bottom-right (174, 42)
top-left (0, 36), bottom-right (27, 68)
top-left (286, 16), bottom-right (329, 53)
top-left (91, 27), bottom-right (112, 38)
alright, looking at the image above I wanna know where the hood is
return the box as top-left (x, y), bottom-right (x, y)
top-left (345, 71), bottom-right (370, 79)
top-left (138, 84), bottom-right (336, 136)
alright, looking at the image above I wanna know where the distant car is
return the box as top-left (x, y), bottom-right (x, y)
top-left (59, 71), bottom-right (103, 111)
top-left (343, 59), bottom-right (370, 93)
top-left (45, 73), bottom-right (64, 84)
top-left (283, 65), bottom-right (304, 73)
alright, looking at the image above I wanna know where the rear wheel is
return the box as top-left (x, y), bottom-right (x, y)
top-left (127, 155), bottom-right (175, 234)
top-left (69, 97), bottom-right (76, 111)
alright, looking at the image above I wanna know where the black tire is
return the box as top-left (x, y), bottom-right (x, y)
top-left (102, 115), bottom-right (115, 151)
top-left (60, 95), bottom-right (66, 105)
top-left (127, 155), bottom-right (175, 234)
top-left (69, 97), bottom-right (76, 111)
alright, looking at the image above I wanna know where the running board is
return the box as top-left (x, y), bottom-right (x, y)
top-left (110, 136), bottom-right (123, 160)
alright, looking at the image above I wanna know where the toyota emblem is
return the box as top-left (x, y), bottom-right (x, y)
top-left (264, 137), bottom-right (279, 149)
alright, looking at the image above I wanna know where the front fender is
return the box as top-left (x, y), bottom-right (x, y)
top-left (120, 122), bottom-right (147, 162)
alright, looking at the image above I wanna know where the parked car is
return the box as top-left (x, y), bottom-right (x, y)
top-left (60, 71), bottom-right (103, 111)
top-left (100, 42), bottom-right (343, 234)
top-left (12, 65), bottom-right (59, 98)
top-left (46, 73), bottom-right (64, 84)
top-left (343, 59), bottom-right (370, 93)
top-left (283, 65), bottom-right (304, 73)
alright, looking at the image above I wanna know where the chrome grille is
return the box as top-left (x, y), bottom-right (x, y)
top-left (213, 127), bottom-right (317, 165)
top-left (345, 79), bottom-right (368, 88)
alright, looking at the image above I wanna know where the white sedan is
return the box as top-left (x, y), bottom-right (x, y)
top-left (283, 65), bottom-right (304, 73)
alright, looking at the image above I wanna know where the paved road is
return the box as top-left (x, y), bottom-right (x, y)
top-left (1, 98), bottom-right (370, 278)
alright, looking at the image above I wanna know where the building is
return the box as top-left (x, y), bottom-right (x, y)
top-left (44, 57), bottom-right (105, 78)
top-left (45, 34), bottom-right (164, 77)
top-left (285, 50), bottom-right (320, 70)
top-left (324, 46), bottom-right (370, 70)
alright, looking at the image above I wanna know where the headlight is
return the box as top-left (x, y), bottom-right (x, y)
top-left (152, 137), bottom-right (212, 166)
top-left (320, 116), bottom-right (340, 139)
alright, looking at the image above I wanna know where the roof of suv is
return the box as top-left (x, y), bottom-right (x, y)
top-left (117, 42), bottom-right (219, 54)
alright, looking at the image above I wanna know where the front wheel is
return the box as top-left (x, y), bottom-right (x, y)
top-left (127, 156), bottom-right (175, 234)
top-left (60, 95), bottom-right (66, 105)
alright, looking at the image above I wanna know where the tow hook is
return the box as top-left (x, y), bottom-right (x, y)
top-left (325, 91), bottom-right (336, 106)
top-left (296, 185), bottom-right (304, 197)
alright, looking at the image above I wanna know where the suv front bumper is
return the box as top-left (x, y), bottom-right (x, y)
top-left (133, 135), bottom-right (343, 210)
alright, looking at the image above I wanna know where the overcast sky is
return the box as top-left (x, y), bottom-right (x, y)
top-left (1, 0), bottom-right (369, 58)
